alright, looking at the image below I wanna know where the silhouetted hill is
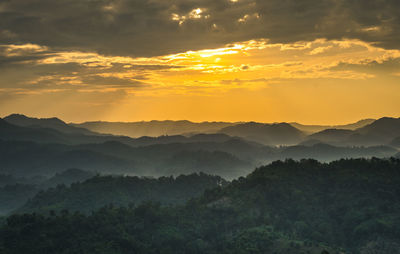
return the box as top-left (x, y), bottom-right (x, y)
top-left (72, 120), bottom-right (236, 137)
top-left (165, 150), bottom-right (251, 178)
top-left (1, 117), bottom-right (264, 149)
top-left (390, 137), bottom-right (400, 148)
top-left (1, 118), bottom-right (236, 147)
top-left (302, 117), bottom-right (400, 146)
top-left (0, 118), bottom-right (69, 144)
top-left (18, 173), bottom-right (227, 214)
top-left (278, 143), bottom-right (396, 161)
top-left (219, 122), bottom-right (305, 145)
top-left (0, 184), bottom-right (37, 215)
top-left (187, 133), bottom-right (234, 143)
top-left (307, 129), bottom-right (354, 144)
top-left (291, 119), bottom-right (375, 134)
top-left (2, 114), bottom-right (399, 182)
top-left (0, 139), bottom-right (255, 179)
top-left (353, 117), bottom-right (400, 144)
top-left (0, 139), bottom-right (134, 176)
top-left (1, 136), bottom-right (397, 180)
top-left (75, 141), bottom-right (254, 178)
top-left (0, 174), bottom-right (46, 188)
top-left (74, 118), bottom-right (376, 139)
top-left (4, 114), bottom-right (97, 135)
top-left (121, 133), bottom-right (247, 147)
top-left (42, 168), bottom-right (95, 188)
top-left (297, 139), bottom-right (326, 146)
top-left (0, 117), bottom-right (137, 145)
top-left (6, 114), bottom-right (400, 148)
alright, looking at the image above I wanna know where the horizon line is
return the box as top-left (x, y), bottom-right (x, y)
top-left (3, 112), bottom-right (400, 126)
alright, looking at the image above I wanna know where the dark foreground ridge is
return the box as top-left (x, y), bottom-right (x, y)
top-left (2, 158), bottom-right (400, 253)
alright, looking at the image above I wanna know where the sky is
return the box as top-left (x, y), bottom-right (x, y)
top-left (0, 0), bottom-right (400, 124)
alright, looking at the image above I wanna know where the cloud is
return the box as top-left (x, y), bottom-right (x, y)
top-left (80, 75), bottom-right (145, 88)
top-left (309, 46), bottom-right (333, 55)
top-left (0, 44), bottom-right (54, 67)
top-left (0, 0), bottom-right (399, 58)
top-left (0, 37), bottom-right (399, 99)
top-left (329, 57), bottom-right (400, 76)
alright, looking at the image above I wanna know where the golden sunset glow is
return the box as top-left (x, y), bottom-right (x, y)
top-left (1, 0), bottom-right (400, 124)
top-left (1, 38), bottom-right (400, 124)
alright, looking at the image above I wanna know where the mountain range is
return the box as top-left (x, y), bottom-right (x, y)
top-left (1, 113), bottom-right (400, 253)
top-left (0, 114), bottom-right (399, 181)
top-left (3, 113), bottom-right (400, 147)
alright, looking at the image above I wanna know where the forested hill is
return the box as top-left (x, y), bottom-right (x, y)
top-left (199, 158), bottom-right (400, 252)
top-left (2, 158), bottom-right (400, 253)
top-left (18, 173), bottom-right (227, 214)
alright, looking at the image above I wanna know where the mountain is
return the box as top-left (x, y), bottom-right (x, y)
top-left (1, 116), bottom-right (261, 148)
top-left (302, 117), bottom-right (400, 146)
top-left (0, 139), bottom-right (255, 179)
top-left (278, 143), bottom-right (396, 161)
top-left (290, 119), bottom-right (375, 134)
top-left (0, 174), bottom-right (46, 188)
top-left (219, 122), bottom-right (305, 146)
top-left (1, 136), bottom-right (397, 180)
top-left (74, 140), bottom-right (257, 178)
top-left (7, 114), bottom-right (400, 148)
top-left (18, 173), bottom-right (227, 214)
top-left (353, 117), bottom-right (400, 144)
top-left (0, 118), bottom-right (70, 144)
top-left (2, 114), bottom-right (399, 180)
top-left (297, 138), bottom-right (326, 146)
top-left (0, 117), bottom-right (212, 147)
top-left (42, 168), bottom-right (96, 188)
top-left (74, 118), bottom-right (376, 139)
top-left (118, 133), bottom-right (243, 147)
top-left (72, 120), bottom-right (236, 137)
top-left (0, 117), bottom-right (134, 145)
top-left (4, 114), bottom-right (97, 135)
top-left (307, 129), bottom-right (355, 144)
top-left (0, 139), bottom-right (134, 177)
top-left (0, 184), bottom-right (38, 215)
top-left (390, 137), bottom-right (400, 148)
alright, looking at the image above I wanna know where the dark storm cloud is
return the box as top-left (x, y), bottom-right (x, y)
top-left (0, 0), bottom-right (399, 56)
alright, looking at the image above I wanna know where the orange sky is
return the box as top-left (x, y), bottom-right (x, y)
top-left (1, 1), bottom-right (400, 124)
top-left (1, 39), bottom-right (400, 124)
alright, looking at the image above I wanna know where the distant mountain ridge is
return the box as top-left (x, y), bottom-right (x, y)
top-left (4, 114), bottom-right (98, 136)
top-left (4, 114), bottom-right (391, 147)
top-left (219, 122), bottom-right (305, 146)
top-left (308, 129), bottom-right (354, 144)
top-left (2, 115), bottom-right (248, 147)
top-left (290, 119), bottom-right (375, 134)
top-left (305, 117), bottom-right (400, 146)
top-left (3, 113), bottom-right (400, 148)
top-left (72, 120), bottom-right (237, 137)
top-left (72, 118), bottom-right (375, 140)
